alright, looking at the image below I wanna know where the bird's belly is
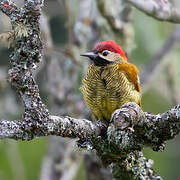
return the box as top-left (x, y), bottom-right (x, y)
top-left (80, 65), bottom-right (141, 123)
top-left (82, 82), bottom-right (136, 122)
top-left (95, 93), bottom-right (120, 121)
top-left (92, 87), bottom-right (135, 121)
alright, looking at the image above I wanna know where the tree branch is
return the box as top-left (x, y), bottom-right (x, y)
top-left (1, 102), bottom-right (179, 147)
top-left (126, 0), bottom-right (180, 23)
top-left (0, 0), bottom-right (180, 179)
top-left (110, 103), bottom-right (180, 151)
top-left (0, 0), bottom-right (18, 17)
top-left (0, 102), bottom-right (179, 146)
top-left (0, 115), bottom-right (101, 140)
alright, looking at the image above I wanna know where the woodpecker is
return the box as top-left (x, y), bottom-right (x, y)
top-left (80, 41), bottom-right (142, 124)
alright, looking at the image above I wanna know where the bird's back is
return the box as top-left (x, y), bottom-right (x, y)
top-left (80, 62), bottom-right (141, 123)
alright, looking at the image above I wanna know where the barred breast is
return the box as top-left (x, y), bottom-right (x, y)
top-left (80, 63), bottom-right (141, 123)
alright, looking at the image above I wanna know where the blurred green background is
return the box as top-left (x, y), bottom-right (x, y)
top-left (0, 0), bottom-right (180, 180)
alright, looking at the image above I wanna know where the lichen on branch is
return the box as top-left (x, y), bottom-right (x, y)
top-left (0, 0), bottom-right (180, 180)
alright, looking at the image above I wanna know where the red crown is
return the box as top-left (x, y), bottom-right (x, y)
top-left (93, 41), bottom-right (127, 60)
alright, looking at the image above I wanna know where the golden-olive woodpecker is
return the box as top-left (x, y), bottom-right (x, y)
top-left (80, 41), bottom-right (142, 124)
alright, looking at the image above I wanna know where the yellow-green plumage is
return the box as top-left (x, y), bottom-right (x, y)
top-left (80, 62), bottom-right (141, 123)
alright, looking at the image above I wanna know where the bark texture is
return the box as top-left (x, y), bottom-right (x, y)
top-left (0, 0), bottom-right (180, 179)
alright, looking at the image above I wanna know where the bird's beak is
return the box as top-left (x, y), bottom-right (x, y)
top-left (80, 52), bottom-right (98, 60)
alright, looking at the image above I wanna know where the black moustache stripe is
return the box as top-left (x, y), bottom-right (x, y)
top-left (93, 56), bottom-right (112, 66)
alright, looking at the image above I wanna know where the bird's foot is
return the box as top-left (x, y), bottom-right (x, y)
top-left (77, 138), bottom-right (92, 149)
top-left (96, 120), bottom-right (108, 140)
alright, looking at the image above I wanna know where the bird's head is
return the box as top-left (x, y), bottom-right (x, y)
top-left (81, 40), bottom-right (127, 66)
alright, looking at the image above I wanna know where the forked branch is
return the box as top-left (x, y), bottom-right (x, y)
top-left (0, 0), bottom-right (180, 179)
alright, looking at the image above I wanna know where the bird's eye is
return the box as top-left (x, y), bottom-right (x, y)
top-left (102, 50), bottom-right (109, 56)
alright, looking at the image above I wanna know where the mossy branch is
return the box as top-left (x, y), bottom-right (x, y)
top-left (0, 0), bottom-right (180, 179)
